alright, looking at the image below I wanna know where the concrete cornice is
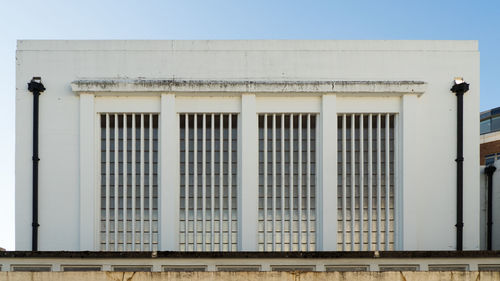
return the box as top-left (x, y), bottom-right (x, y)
top-left (71, 79), bottom-right (426, 96)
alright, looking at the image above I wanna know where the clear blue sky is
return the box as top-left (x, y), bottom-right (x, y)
top-left (0, 0), bottom-right (499, 250)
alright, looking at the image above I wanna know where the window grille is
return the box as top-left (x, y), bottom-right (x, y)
top-left (100, 113), bottom-right (159, 251)
top-left (337, 113), bottom-right (396, 251)
top-left (179, 114), bottom-right (238, 251)
top-left (258, 114), bottom-right (317, 251)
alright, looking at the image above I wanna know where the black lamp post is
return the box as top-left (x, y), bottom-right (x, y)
top-left (450, 77), bottom-right (469, 251)
top-left (485, 165), bottom-right (497, 250)
top-left (28, 77), bottom-right (45, 251)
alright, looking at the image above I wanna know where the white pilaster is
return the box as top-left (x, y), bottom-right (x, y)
top-left (79, 93), bottom-right (96, 250)
top-left (239, 94), bottom-right (259, 251)
top-left (319, 94), bottom-right (338, 250)
top-left (160, 93), bottom-right (180, 250)
top-left (401, 94), bottom-right (417, 250)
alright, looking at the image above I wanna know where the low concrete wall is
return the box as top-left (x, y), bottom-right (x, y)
top-left (1, 271), bottom-right (500, 281)
top-left (3, 251), bottom-right (500, 272)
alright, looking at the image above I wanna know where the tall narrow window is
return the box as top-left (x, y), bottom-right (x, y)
top-left (337, 113), bottom-right (396, 251)
top-left (258, 114), bottom-right (317, 251)
top-left (100, 113), bottom-right (159, 251)
top-left (180, 114), bottom-right (238, 251)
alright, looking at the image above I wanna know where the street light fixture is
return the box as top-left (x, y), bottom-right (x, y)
top-left (451, 77), bottom-right (469, 94)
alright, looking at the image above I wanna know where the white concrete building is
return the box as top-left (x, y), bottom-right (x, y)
top-left (15, 40), bottom-right (480, 253)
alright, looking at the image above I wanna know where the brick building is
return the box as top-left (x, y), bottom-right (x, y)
top-left (480, 107), bottom-right (500, 165)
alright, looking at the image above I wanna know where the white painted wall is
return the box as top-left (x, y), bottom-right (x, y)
top-left (16, 40), bottom-right (479, 251)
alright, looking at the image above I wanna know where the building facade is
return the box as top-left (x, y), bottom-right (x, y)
top-left (480, 107), bottom-right (500, 165)
top-left (15, 40), bottom-right (480, 252)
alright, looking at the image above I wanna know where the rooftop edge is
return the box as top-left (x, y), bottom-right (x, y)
top-left (17, 40), bottom-right (478, 52)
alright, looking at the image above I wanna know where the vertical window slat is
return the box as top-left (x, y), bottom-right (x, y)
top-left (359, 114), bottom-right (364, 250)
top-left (350, 114), bottom-right (355, 251)
top-left (219, 114), bottom-right (223, 251)
top-left (149, 114), bottom-right (153, 250)
top-left (123, 114), bottom-right (127, 251)
top-left (298, 114), bottom-right (303, 250)
top-left (184, 114), bottom-right (189, 251)
top-left (281, 114), bottom-right (285, 251)
top-left (105, 114), bottom-right (110, 251)
top-left (211, 114), bottom-right (215, 250)
top-left (272, 114), bottom-right (276, 251)
top-left (140, 114), bottom-right (145, 251)
top-left (385, 114), bottom-right (390, 251)
top-left (202, 114), bottom-right (206, 251)
top-left (114, 114), bottom-right (119, 251)
top-left (394, 114), bottom-right (399, 250)
top-left (306, 114), bottom-right (311, 251)
top-left (289, 114), bottom-right (294, 251)
top-left (263, 114), bottom-right (268, 250)
top-left (341, 114), bottom-right (347, 251)
top-left (376, 113), bottom-right (381, 251)
top-left (228, 113), bottom-right (233, 251)
top-left (193, 114), bottom-right (198, 251)
top-left (131, 114), bottom-right (136, 250)
top-left (367, 114), bottom-right (373, 250)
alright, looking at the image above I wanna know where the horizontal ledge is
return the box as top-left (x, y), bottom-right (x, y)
top-left (71, 79), bottom-right (426, 95)
top-left (1, 251), bottom-right (499, 259)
